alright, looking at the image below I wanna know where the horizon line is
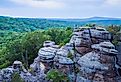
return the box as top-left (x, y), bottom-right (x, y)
top-left (1, 15), bottom-right (121, 19)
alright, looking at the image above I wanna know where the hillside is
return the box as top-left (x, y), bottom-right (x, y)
top-left (0, 16), bottom-right (76, 32)
top-left (0, 16), bottom-right (121, 32)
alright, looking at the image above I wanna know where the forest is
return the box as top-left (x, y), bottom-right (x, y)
top-left (0, 27), bottom-right (72, 69)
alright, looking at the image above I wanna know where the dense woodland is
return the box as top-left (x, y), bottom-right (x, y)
top-left (1, 16), bottom-right (121, 32)
top-left (0, 16), bottom-right (121, 69)
top-left (0, 16), bottom-right (76, 32)
top-left (0, 28), bottom-right (72, 69)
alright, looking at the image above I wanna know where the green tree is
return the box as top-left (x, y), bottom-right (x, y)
top-left (45, 28), bottom-right (72, 45)
top-left (107, 25), bottom-right (121, 45)
top-left (0, 28), bottom-right (72, 68)
top-left (2, 31), bottom-right (51, 69)
top-left (21, 31), bottom-right (51, 66)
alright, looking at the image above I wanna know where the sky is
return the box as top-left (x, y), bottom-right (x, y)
top-left (0, 0), bottom-right (121, 18)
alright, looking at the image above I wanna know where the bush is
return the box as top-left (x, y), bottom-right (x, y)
top-left (46, 69), bottom-right (69, 82)
top-left (11, 72), bottom-right (24, 82)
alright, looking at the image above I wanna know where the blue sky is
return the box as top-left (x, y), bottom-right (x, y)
top-left (0, 0), bottom-right (121, 18)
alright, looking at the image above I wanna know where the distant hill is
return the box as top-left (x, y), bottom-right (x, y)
top-left (0, 16), bottom-right (121, 32)
top-left (80, 17), bottom-right (121, 21)
top-left (50, 16), bottom-right (121, 21)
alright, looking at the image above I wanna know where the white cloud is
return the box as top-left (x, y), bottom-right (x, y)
top-left (1, 0), bottom-right (121, 18)
top-left (10, 0), bottom-right (65, 9)
top-left (105, 0), bottom-right (121, 5)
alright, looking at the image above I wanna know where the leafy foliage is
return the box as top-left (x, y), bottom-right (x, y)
top-left (44, 28), bottom-right (72, 45)
top-left (1, 16), bottom-right (121, 33)
top-left (0, 16), bottom-right (74, 32)
top-left (67, 51), bottom-right (73, 60)
top-left (0, 28), bottom-right (72, 68)
top-left (11, 72), bottom-right (24, 82)
top-left (107, 25), bottom-right (121, 35)
top-left (46, 69), bottom-right (69, 82)
top-left (107, 25), bottom-right (121, 45)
